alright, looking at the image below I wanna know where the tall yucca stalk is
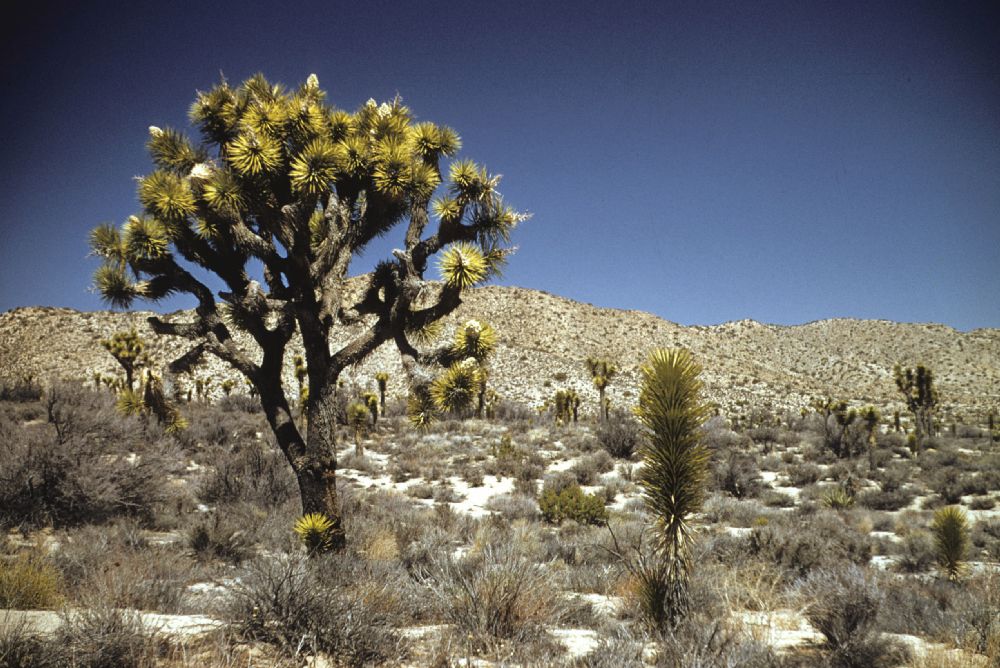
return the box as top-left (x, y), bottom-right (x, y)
top-left (932, 505), bottom-right (969, 582)
top-left (634, 348), bottom-right (710, 628)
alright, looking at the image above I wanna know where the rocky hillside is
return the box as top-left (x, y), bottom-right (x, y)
top-left (1, 284), bottom-right (998, 421)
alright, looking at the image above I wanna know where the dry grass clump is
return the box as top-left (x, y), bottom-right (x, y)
top-left (0, 551), bottom-right (63, 609)
top-left (227, 553), bottom-right (411, 666)
top-left (418, 540), bottom-right (563, 654)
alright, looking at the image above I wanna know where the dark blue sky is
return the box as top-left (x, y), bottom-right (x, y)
top-left (2, 0), bottom-right (998, 330)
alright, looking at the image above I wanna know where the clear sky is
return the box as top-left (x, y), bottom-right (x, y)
top-left (1, 0), bottom-right (998, 330)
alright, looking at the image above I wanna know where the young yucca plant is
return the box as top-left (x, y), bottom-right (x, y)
top-left (293, 513), bottom-right (336, 556)
top-left (932, 505), bottom-right (969, 582)
top-left (407, 386), bottom-right (439, 430)
top-left (346, 401), bottom-right (370, 456)
top-left (634, 348), bottom-right (710, 629)
top-left (374, 371), bottom-right (390, 416)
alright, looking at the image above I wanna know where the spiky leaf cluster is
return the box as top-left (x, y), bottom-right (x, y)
top-left (430, 359), bottom-right (483, 415)
top-left (635, 349), bottom-right (710, 567)
top-left (451, 319), bottom-right (497, 362)
top-left (932, 506), bottom-right (969, 582)
top-left (293, 513), bottom-right (336, 555)
top-left (407, 387), bottom-right (438, 430)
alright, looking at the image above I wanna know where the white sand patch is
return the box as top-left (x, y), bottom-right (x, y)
top-left (548, 457), bottom-right (580, 473)
top-left (0, 609), bottom-right (222, 637)
top-left (870, 555), bottom-right (897, 570)
top-left (447, 475), bottom-right (515, 517)
top-left (571, 593), bottom-right (623, 616)
top-left (737, 609), bottom-right (824, 651)
top-left (551, 628), bottom-right (599, 658)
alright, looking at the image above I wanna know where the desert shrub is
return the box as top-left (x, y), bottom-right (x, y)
top-left (569, 451), bottom-right (614, 486)
top-left (217, 392), bottom-right (261, 414)
top-left (52, 526), bottom-right (192, 613)
top-left (55, 606), bottom-right (162, 668)
top-left (228, 553), bottom-right (409, 665)
top-left (856, 487), bottom-right (916, 511)
top-left (0, 551), bottom-right (63, 609)
top-left (0, 616), bottom-right (63, 668)
top-left (797, 565), bottom-right (908, 668)
top-left (749, 512), bottom-right (872, 579)
top-left (970, 495), bottom-right (996, 511)
top-left (972, 519), bottom-right (1000, 560)
top-left (786, 462), bottom-right (823, 486)
top-left (187, 510), bottom-right (254, 564)
top-left (713, 452), bottom-right (763, 499)
top-left (539, 483), bottom-right (608, 525)
top-left (419, 542), bottom-right (561, 652)
top-left (199, 442), bottom-right (296, 506)
top-left (0, 423), bottom-right (168, 530)
top-left (895, 530), bottom-right (936, 573)
top-left (484, 493), bottom-right (539, 521)
top-left (656, 617), bottom-right (777, 668)
top-left (596, 412), bottom-right (641, 459)
top-left (0, 376), bottom-right (43, 402)
top-left (762, 490), bottom-right (795, 508)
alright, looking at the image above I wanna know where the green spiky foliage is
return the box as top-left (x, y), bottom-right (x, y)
top-left (894, 364), bottom-right (938, 451)
top-left (822, 485), bottom-right (856, 510)
top-left (221, 379), bottom-right (235, 396)
top-left (811, 397), bottom-right (859, 458)
top-left (362, 391), bottom-right (379, 426)
top-left (859, 406), bottom-right (880, 472)
top-left (100, 329), bottom-right (148, 391)
top-left (346, 401), bottom-right (370, 455)
top-left (634, 348), bottom-right (710, 629)
top-left (932, 506), bottom-right (969, 582)
top-left (407, 386), bottom-right (438, 430)
top-left (293, 512), bottom-right (336, 556)
top-left (115, 370), bottom-right (187, 433)
top-left (585, 357), bottom-right (618, 422)
top-left (448, 319), bottom-right (497, 418)
top-left (553, 389), bottom-right (580, 424)
top-left (430, 359), bottom-right (483, 417)
top-left (88, 74), bottom-right (524, 548)
top-left (374, 371), bottom-right (390, 416)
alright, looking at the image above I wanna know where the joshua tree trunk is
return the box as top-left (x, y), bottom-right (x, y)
top-left (258, 359), bottom-right (346, 549)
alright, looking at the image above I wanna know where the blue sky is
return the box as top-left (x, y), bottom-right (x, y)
top-left (1, 0), bottom-right (998, 330)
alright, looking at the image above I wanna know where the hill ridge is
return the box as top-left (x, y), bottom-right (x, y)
top-left (2, 283), bottom-right (998, 420)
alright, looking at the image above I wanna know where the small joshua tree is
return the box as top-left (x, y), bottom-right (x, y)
top-left (374, 371), bottom-right (390, 416)
top-left (932, 505), bottom-right (969, 582)
top-left (632, 348), bottom-right (710, 629)
top-left (894, 363), bottom-right (938, 451)
top-left (859, 406), bottom-right (880, 472)
top-left (100, 329), bottom-right (148, 391)
top-left (585, 357), bottom-right (618, 422)
top-left (362, 391), bottom-right (379, 427)
top-left (346, 401), bottom-right (370, 456)
top-left (812, 397), bottom-right (858, 458)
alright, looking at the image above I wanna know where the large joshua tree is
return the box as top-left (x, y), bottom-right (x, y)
top-left (88, 73), bottom-right (524, 548)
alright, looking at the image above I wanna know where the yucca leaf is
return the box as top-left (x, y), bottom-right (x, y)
top-left (226, 131), bottom-right (283, 176)
top-left (137, 171), bottom-right (196, 222)
top-left (147, 126), bottom-right (207, 174)
top-left (438, 242), bottom-right (487, 290)
top-left (94, 264), bottom-right (138, 309)
top-left (289, 138), bottom-right (337, 196)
